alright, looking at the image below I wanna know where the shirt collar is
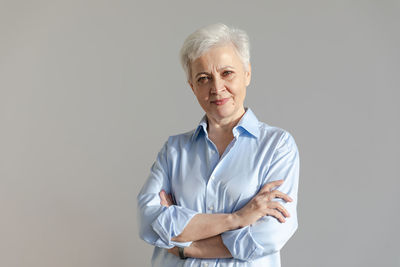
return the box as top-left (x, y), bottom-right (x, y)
top-left (191, 107), bottom-right (260, 142)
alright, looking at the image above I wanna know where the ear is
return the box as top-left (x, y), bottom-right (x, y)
top-left (188, 80), bottom-right (194, 93)
top-left (245, 63), bottom-right (252, 87)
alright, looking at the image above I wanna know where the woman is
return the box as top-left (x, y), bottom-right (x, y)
top-left (137, 23), bottom-right (299, 267)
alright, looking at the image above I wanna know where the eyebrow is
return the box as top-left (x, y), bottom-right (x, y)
top-left (194, 65), bottom-right (236, 78)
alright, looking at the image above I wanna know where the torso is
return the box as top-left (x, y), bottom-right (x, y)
top-left (208, 133), bottom-right (234, 157)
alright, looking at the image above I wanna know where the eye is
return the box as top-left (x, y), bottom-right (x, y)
top-left (223, 70), bottom-right (233, 76)
top-left (197, 76), bottom-right (209, 83)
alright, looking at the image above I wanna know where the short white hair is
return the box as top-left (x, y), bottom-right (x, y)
top-left (179, 23), bottom-right (250, 81)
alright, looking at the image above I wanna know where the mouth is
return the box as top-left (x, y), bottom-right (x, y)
top-left (211, 97), bottom-right (230, 106)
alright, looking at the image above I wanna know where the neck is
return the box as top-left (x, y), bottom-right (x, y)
top-left (206, 107), bottom-right (246, 136)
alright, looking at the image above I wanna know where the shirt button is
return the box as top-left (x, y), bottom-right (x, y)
top-left (203, 263), bottom-right (209, 267)
top-left (208, 206), bottom-right (214, 211)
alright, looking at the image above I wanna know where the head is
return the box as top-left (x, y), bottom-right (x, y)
top-left (180, 23), bottom-right (252, 122)
top-left (180, 23), bottom-right (250, 82)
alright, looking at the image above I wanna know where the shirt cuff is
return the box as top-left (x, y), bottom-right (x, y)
top-left (221, 224), bottom-right (265, 261)
top-left (151, 205), bottom-right (199, 248)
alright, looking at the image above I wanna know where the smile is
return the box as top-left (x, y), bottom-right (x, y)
top-left (211, 98), bottom-right (230, 106)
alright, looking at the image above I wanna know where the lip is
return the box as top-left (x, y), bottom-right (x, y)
top-left (211, 97), bottom-right (230, 106)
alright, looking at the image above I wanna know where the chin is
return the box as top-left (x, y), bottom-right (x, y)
top-left (214, 105), bottom-right (238, 118)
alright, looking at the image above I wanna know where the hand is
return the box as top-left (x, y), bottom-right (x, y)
top-left (233, 179), bottom-right (293, 227)
top-left (159, 190), bottom-right (175, 207)
top-left (160, 192), bottom-right (180, 257)
top-left (167, 246), bottom-right (179, 257)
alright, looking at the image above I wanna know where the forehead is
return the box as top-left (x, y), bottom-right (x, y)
top-left (191, 45), bottom-right (243, 72)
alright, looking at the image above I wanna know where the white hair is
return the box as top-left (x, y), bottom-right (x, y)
top-left (179, 23), bottom-right (250, 81)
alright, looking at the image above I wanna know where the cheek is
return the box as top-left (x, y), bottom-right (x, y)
top-left (196, 94), bottom-right (209, 106)
top-left (194, 88), bottom-right (208, 100)
top-left (200, 93), bottom-right (209, 102)
top-left (229, 77), bottom-right (245, 91)
top-left (231, 84), bottom-right (246, 97)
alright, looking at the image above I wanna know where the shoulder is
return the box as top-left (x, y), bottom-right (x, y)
top-left (163, 129), bottom-right (196, 151)
top-left (154, 129), bottom-right (195, 163)
top-left (257, 121), bottom-right (298, 152)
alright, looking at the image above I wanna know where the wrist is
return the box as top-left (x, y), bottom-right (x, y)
top-left (184, 243), bottom-right (197, 258)
top-left (228, 212), bottom-right (242, 230)
top-left (178, 247), bottom-right (188, 259)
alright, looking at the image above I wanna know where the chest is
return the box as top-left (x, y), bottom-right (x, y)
top-left (170, 137), bottom-right (270, 213)
top-left (208, 134), bottom-right (234, 158)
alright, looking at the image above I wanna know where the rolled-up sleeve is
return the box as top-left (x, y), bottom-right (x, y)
top-left (221, 132), bottom-right (300, 261)
top-left (137, 140), bottom-right (199, 249)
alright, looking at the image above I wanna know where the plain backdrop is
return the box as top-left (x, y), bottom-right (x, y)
top-left (1, 1), bottom-right (399, 266)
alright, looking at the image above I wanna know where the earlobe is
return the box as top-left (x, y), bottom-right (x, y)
top-left (188, 80), bottom-right (194, 92)
top-left (245, 63), bottom-right (252, 86)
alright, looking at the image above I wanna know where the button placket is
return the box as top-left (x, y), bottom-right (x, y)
top-left (205, 178), bottom-right (214, 214)
top-left (205, 136), bottom-right (238, 215)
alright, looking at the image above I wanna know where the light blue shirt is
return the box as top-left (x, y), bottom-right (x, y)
top-left (137, 107), bottom-right (300, 267)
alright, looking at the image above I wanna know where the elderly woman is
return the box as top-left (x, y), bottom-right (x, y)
top-left (137, 23), bottom-right (299, 267)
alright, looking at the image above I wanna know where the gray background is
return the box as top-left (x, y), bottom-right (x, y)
top-left (1, 1), bottom-right (399, 266)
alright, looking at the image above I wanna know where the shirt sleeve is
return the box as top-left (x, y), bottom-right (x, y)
top-left (136, 140), bottom-right (199, 249)
top-left (221, 131), bottom-right (300, 261)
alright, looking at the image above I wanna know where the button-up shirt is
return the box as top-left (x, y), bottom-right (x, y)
top-left (137, 107), bottom-right (300, 267)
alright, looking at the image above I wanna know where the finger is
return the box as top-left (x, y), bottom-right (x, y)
top-left (159, 190), bottom-right (166, 200)
top-left (268, 202), bottom-right (290, 218)
top-left (267, 209), bottom-right (286, 223)
top-left (166, 194), bottom-right (174, 205)
top-left (167, 247), bottom-right (179, 257)
top-left (270, 190), bottom-right (293, 202)
top-left (159, 190), bottom-right (170, 206)
top-left (260, 180), bottom-right (284, 193)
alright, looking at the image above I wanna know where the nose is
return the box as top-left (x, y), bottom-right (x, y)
top-left (210, 76), bottom-right (225, 94)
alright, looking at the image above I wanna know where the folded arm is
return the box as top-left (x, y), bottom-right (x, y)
top-left (138, 132), bottom-right (299, 261)
top-left (137, 140), bottom-right (197, 249)
top-left (167, 132), bottom-right (300, 260)
top-left (168, 235), bottom-right (232, 259)
top-left (137, 140), bottom-right (288, 249)
top-left (162, 178), bottom-right (292, 243)
top-left (221, 132), bottom-right (300, 261)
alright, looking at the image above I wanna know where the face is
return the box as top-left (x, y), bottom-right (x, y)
top-left (189, 44), bottom-right (251, 123)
